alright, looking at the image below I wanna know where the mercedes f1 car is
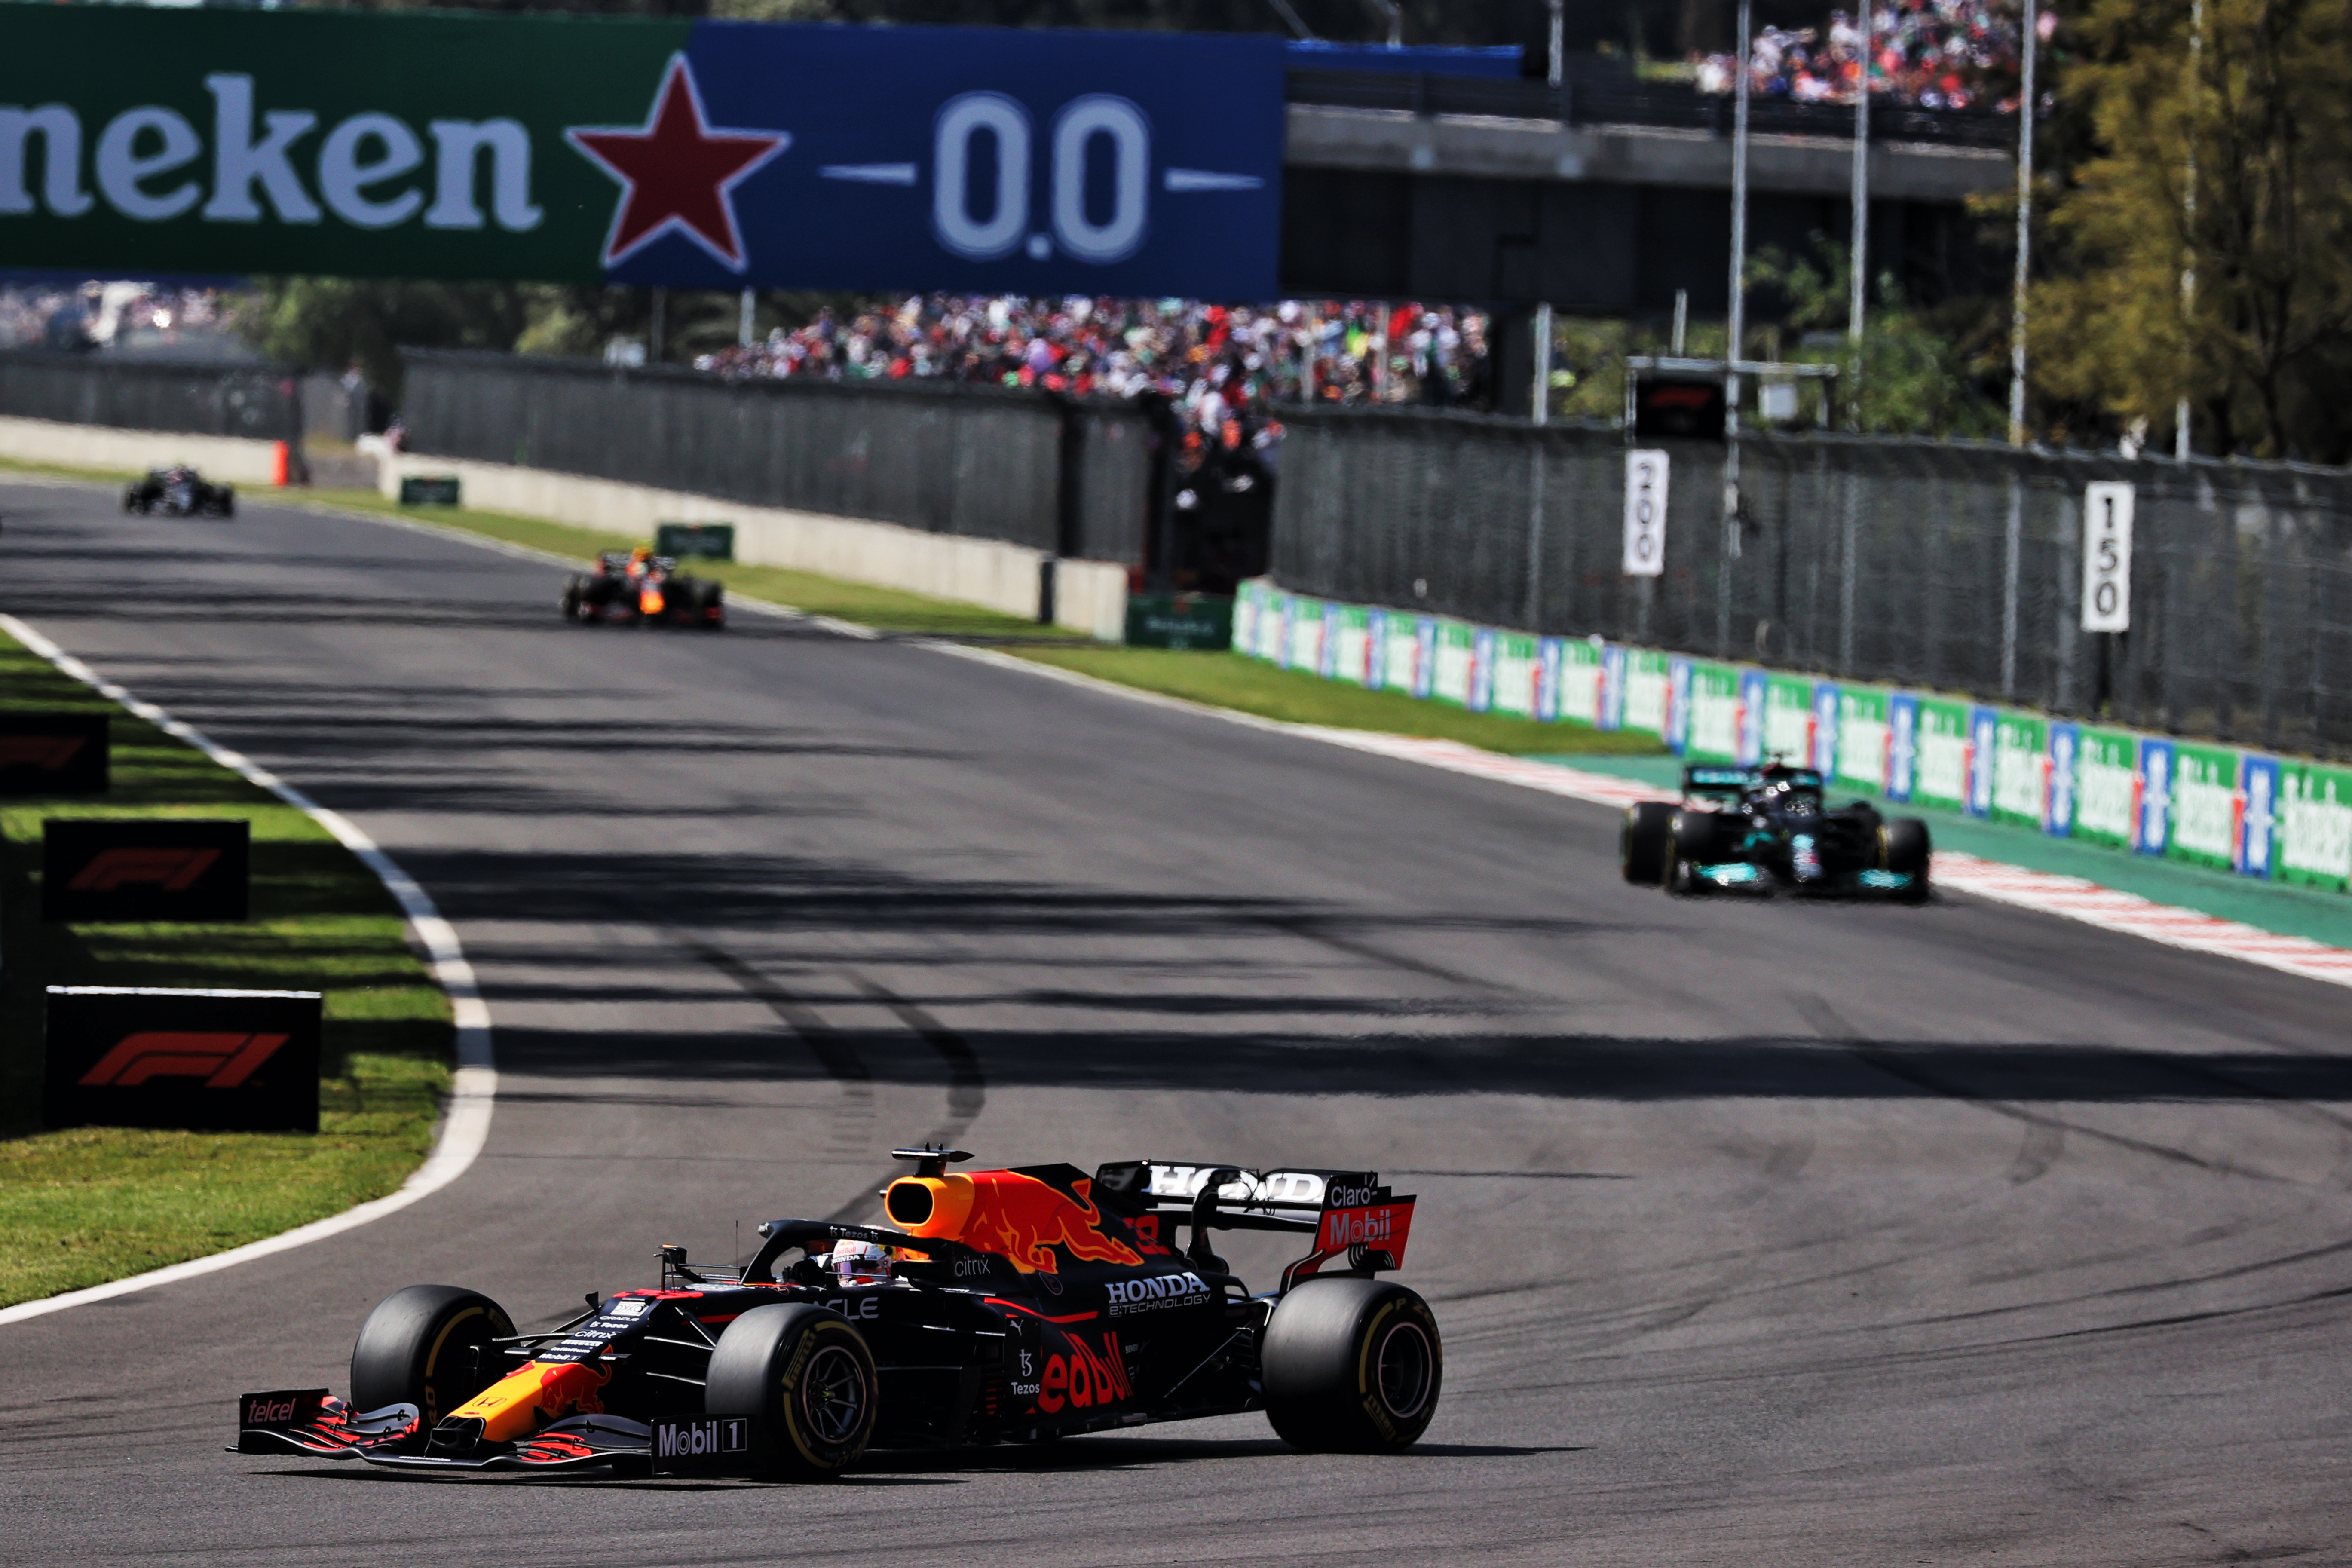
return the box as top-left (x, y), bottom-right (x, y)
top-left (561, 549), bottom-right (724, 628)
top-left (122, 466), bottom-right (234, 518)
top-left (232, 1148), bottom-right (1436, 1480)
top-left (1621, 761), bottom-right (1931, 900)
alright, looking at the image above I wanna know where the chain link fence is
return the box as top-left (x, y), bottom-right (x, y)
top-left (402, 351), bottom-right (1152, 564)
top-left (0, 351), bottom-right (301, 442)
top-left (1272, 406), bottom-right (2352, 756)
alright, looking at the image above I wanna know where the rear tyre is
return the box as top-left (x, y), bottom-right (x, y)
top-left (1262, 1277), bottom-right (1442, 1453)
top-left (348, 1284), bottom-right (516, 1427)
top-left (1881, 817), bottom-right (1932, 902)
top-left (705, 1304), bottom-right (877, 1481)
top-left (560, 579), bottom-right (583, 621)
top-left (1621, 802), bottom-right (1673, 886)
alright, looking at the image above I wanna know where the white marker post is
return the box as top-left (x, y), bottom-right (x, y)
top-left (2082, 481), bottom-right (2134, 632)
top-left (1623, 449), bottom-right (1669, 576)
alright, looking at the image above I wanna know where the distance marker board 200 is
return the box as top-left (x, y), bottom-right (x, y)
top-left (0, 6), bottom-right (1283, 300)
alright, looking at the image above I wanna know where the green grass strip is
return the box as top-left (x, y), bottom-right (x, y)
top-left (0, 628), bottom-right (451, 1309)
top-left (1010, 646), bottom-right (1664, 755)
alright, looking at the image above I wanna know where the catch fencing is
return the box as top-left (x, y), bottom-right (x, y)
top-left (400, 351), bottom-right (1152, 567)
top-left (0, 351), bottom-right (301, 443)
top-left (1271, 407), bottom-right (2352, 757)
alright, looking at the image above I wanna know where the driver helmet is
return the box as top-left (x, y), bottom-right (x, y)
top-left (627, 545), bottom-right (654, 576)
top-left (827, 1238), bottom-right (894, 1285)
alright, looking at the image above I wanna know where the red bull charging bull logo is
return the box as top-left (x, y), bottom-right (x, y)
top-left (885, 1169), bottom-right (1141, 1274)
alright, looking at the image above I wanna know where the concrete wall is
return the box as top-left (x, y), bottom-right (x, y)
top-left (0, 416), bottom-right (288, 485)
top-left (380, 452), bottom-right (1128, 642)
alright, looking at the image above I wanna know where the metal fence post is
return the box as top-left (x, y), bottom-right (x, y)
top-left (2000, 468), bottom-right (2022, 696)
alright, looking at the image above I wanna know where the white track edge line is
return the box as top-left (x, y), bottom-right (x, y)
top-left (0, 612), bottom-right (496, 1328)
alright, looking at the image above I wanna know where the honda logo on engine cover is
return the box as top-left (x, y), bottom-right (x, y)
top-left (43, 818), bottom-right (249, 922)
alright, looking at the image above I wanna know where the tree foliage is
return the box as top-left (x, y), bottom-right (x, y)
top-left (2031, 0), bottom-right (2352, 459)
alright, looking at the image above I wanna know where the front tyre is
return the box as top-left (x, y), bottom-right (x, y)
top-left (704, 1304), bottom-right (877, 1480)
top-left (1621, 802), bottom-right (1673, 886)
top-left (1261, 1277), bottom-right (1442, 1453)
top-left (347, 1284), bottom-right (516, 1427)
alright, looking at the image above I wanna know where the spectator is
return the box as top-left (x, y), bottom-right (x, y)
top-left (1694, 0), bottom-right (2030, 111)
top-left (692, 295), bottom-right (1495, 414)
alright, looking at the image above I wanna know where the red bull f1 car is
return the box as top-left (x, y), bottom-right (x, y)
top-left (561, 549), bottom-right (724, 628)
top-left (233, 1148), bottom-right (1436, 1480)
top-left (1621, 761), bottom-right (1932, 900)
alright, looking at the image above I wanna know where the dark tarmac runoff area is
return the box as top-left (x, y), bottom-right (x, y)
top-left (2, 475), bottom-right (2349, 1566)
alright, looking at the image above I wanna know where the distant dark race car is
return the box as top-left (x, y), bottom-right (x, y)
top-left (232, 1148), bottom-right (1437, 1480)
top-left (1621, 761), bottom-right (1932, 900)
top-left (562, 548), bottom-right (724, 628)
top-left (122, 466), bottom-right (234, 518)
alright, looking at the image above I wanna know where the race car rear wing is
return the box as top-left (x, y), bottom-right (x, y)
top-left (1092, 1160), bottom-right (1415, 1287)
top-left (1682, 765), bottom-right (1749, 804)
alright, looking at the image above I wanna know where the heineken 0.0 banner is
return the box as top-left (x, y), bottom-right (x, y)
top-left (0, 5), bottom-right (1283, 295)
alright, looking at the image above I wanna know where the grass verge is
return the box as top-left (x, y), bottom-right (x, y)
top-left (0, 628), bottom-right (451, 1309)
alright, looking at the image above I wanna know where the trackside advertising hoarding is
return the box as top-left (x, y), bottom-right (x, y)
top-left (0, 5), bottom-right (1283, 296)
top-left (1231, 576), bottom-right (2352, 896)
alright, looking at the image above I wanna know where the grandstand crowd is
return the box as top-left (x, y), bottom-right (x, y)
top-left (692, 297), bottom-right (1495, 411)
top-left (1693, 0), bottom-right (2055, 112)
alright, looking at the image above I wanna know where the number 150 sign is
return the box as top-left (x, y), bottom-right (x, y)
top-left (2081, 481), bottom-right (2133, 633)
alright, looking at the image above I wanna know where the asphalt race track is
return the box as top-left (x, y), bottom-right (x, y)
top-left (4, 477), bottom-right (2350, 1566)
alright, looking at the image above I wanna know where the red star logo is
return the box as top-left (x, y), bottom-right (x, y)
top-left (566, 56), bottom-right (790, 272)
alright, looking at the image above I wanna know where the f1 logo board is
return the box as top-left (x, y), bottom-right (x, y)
top-left (42, 818), bottom-right (249, 921)
top-left (0, 714), bottom-right (109, 796)
top-left (45, 986), bottom-right (322, 1131)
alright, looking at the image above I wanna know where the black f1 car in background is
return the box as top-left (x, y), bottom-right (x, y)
top-left (561, 548), bottom-right (724, 628)
top-left (233, 1148), bottom-right (1436, 1480)
top-left (1622, 762), bottom-right (1932, 900)
top-left (122, 467), bottom-right (234, 518)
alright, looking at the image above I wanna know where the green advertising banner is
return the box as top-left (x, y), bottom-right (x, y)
top-left (1832, 686), bottom-right (1890, 796)
top-left (1988, 711), bottom-right (2048, 828)
top-left (2072, 726), bottom-right (2139, 848)
top-left (1281, 597), bottom-right (1323, 673)
top-left (1327, 604), bottom-right (1372, 686)
top-left (2166, 742), bottom-right (2241, 870)
top-left (1429, 619), bottom-right (1475, 707)
top-left (0, 5), bottom-right (1285, 294)
top-left (1760, 674), bottom-right (1814, 766)
top-left (1683, 662), bottom-right (1741, 763)
top-left (1554, 637), bottom-right (1603, 726)
top-left (1620, 649), bottom-right (1672, 738)
top-left (1488, 633), bottom-right (1539, 718)
top-left (1911, 697), bottom-right (1971, 812)
top-left (2277, 762), bottom-right (2352, 892)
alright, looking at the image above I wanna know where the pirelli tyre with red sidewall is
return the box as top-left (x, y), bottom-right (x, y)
top-left (704, 1303), bottom-right (879, 1480)
top-left (347, 1284), bottom-right (517, 1429)
top-left (1260, 1277), bottom-right (1442, 1452)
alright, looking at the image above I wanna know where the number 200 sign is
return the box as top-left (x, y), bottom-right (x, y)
top-left (2081, 481), bottom-right (2134, 633)
top-left (1623, 450), bottom-right (1669, 577)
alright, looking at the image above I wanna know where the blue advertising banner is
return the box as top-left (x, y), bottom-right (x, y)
top-left (1599, 643), bottom-right (1626, 730)
top-left (1887, 693), bottom-right (1918, 802)
top-left (1411, 617), bottom-right (1436, 700)
top-left (1363, 608), bottom-right (1388, 691)
top-left (2136, 738), bottom-right (2174, 854)
top-left (1469, 628), bottom-right (1497, 713)
top-left (647, 25), bottom-right (1284, 295)
top-left (1736, 668), bottom-right (1768, 766)
top-left (2238, 754), bottom-right (2279, 877)
top-left (1666, 657), bottom-right (1694, 753)
top-left (2046, 721), bottom-right (2079, 835)
top-left (1810, 683), bottom-right (1840, 776)
top-left (1966, 705), bottom-right (1998, 818)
